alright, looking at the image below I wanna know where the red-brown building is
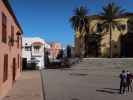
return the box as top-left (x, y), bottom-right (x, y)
top-left (0, 0), bottom-right (22, 99)
top-left (49, 42), bottom-right (61, 59)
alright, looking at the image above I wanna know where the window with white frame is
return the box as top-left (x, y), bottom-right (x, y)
top-left (25, 46), bottom-right (31, 51)
top-left (33, 45), bottom-right (41, 53)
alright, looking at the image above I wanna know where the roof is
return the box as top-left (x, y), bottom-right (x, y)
top-left (87, 12), bottom-right (133, 20)
top-left (118, 12), bottom-right (133, 18)
top-left (88, 15), bottom-right (102, 19)
top-left (32, 42), bottom-right (44, 45)
top-left (2, 0), bottom-right (23, 33)
top-left (22, 37), bottom-right (51, 49)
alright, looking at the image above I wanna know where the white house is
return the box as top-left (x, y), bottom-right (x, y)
top-left (22, 37), bottom-right (50, 69)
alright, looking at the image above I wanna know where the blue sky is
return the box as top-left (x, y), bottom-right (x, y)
top-left (9, 0), bottom-right (133, 47)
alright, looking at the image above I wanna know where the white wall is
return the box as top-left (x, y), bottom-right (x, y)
top-left (22, 37), bottom-right (50, 69)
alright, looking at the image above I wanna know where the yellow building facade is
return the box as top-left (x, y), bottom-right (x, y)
top-left (90, 14), bottom-right (133, 57)
top-left (74, 14), bottom-right (133, 57)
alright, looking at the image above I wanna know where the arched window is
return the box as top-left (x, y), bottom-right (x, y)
top-left (97, 23), bottom-right (102, 32)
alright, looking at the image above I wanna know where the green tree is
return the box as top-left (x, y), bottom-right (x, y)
top-left (70, 6), bottom-right (88, 35)
top-left (69, 6), bottom-right (89, 56)
top-left (100, 3), bottom-right (124, 57)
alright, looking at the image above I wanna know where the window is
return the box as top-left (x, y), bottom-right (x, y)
top-left (2, 13), bottom-right (7, 43)
top-left (3, 54), bottom-right (8, 82)
top-left (11, 25), bottom-right (14, 45)
top-left (20, 56), bottom-right (22, 72)
top-left (25, 46), bottom-right (31, 51)
top-left (114, 45), bottom-right (117, 48)
top-left (97, 23), bottom-right (102, 32)
top-left (34, 45), bottom-right (40, 53)
top-left (31, 57), bottom-right (36, 60)
top-left (121, 24), bottom-right (126, 30)
top-left (18, 54), bottom-right (19, 68)
top-left (17, 35), bottom-right (19, 48)
top-left (20, 38), bottom-right (22, 49)
top-left (17, 32), bottom-right (20, 48)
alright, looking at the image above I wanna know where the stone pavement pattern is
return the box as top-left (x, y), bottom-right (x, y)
top-left (42, 58), bottom-right (133, 100)
top-left (3, 71), bottom-right (43, 100)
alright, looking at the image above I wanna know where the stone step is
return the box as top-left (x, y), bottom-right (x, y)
top-left (73, 58), bottom-right (133, 68)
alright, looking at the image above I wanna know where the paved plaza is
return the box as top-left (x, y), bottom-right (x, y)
top-left (2, 58), bottom-right (133, 100)
top-left (42, 58), bottom-right (133, 100)
top-left (3, 71), bottom-right (43, 100)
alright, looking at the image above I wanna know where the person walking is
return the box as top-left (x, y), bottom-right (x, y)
top-left (119, 70), bottom-right (127, 94)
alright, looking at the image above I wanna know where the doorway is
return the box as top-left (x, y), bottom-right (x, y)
top-left (12, 58), bottom-right (16, 82)
top-left (121, 33), bottom-right (133, 57)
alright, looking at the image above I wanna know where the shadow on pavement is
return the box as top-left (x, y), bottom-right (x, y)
top-left (96, 88), bottom-right (119, 94)
top-left (103, 88), bottom-right (119, 91)
top-left (69, 73), bottom-right (88, 76)
top-left (71, 98), bottom-right (80, 100)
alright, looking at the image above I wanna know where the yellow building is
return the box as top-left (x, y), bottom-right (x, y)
top-left (75, 13), bottom-right (133, 57)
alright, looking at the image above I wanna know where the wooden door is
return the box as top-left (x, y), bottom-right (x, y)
top-left (12, 58), bottom-right (16, 82)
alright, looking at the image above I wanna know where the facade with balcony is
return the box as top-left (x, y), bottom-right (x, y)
top-left (22, 37), bottom-right (50, 69)
top-left (0, 0), bottom-right (23, 98)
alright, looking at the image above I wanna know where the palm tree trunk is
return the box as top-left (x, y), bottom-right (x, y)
top-left (75, 35), bottom-right (80, 57)
top-left (84, 34), bottom-right (88, 57)
top-left (75, 27), bottom-right (81, 57)
top-left (109, 24), bottom-right (112, 58)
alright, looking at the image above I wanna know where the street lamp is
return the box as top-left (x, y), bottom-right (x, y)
top-left (8, 31), bottom-right (21, 46)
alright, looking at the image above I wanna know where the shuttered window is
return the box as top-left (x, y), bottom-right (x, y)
top-left (2, 13), bottom-right (7, 43)
top-left (3, 54), bottom-right (8, 82)
top-left (11, 25), bottom-right (14, 46)
top-left (18, 54), bottom-right (19, 68)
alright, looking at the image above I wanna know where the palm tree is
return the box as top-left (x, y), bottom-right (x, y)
top-left (100, 3), bottom-right (124, 58)
top-left (69, 6), bottom-right (89, 57)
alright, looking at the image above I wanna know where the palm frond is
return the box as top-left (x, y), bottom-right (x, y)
top-left (100, 2), bottom-right (125, 31)
top-left (69, 6), bottom-right (89, 35)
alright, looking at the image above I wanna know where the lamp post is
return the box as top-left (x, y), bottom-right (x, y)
top-left (8, 31), bottom-right (21, 47)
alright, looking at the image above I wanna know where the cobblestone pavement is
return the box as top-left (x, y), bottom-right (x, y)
top-left (3, 71), bottom-right (43, 100)
top-left (42, 58), bottom-right (133, 100)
